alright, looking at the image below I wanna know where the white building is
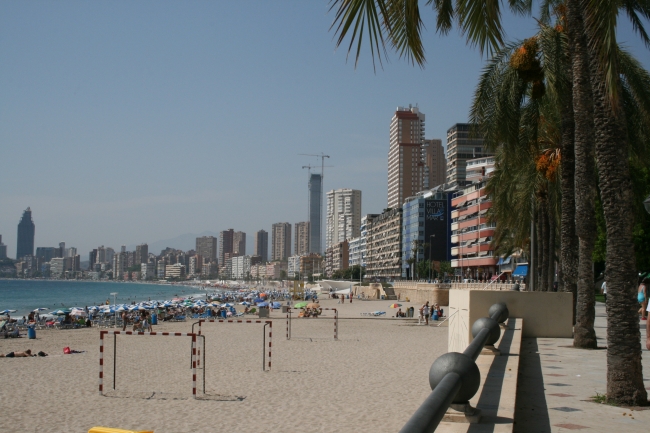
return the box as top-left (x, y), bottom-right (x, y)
top-left (288, 255), bottom-right (301, 279)
top-left (165, 263), bottom-right (186, 279)
top-left (49, 257), bottom-right (66, 278)
top-left (141, 262), bottom-right (155, 280)
top-left (326, 188), bottom-right (362, 250)
top-left (348, 214), bottom-right (374, 268)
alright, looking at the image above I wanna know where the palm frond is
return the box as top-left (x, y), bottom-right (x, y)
top-left (429, 0), bottom-right (454, 34)
top-left (386, 0), bottom-right (426, 65)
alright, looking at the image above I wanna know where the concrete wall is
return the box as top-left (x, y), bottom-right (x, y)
top-left (448, 290), bottom-right (573, 352)
top-left (392, 283), bottom-right (450, 306)
top-left (354, 283), bottom-right (384, 299)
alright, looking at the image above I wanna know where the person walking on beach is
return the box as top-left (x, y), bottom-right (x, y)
top-left (121, 310), bottom-right (128, 331)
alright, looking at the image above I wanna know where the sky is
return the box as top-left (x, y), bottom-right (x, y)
top-left (1, 1), bottom-right (649, 258)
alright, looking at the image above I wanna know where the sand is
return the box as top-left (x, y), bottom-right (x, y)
top-left (0, 298), bottom-right (447, 433)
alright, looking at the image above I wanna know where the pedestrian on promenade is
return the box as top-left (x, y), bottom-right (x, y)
top-left (422, 302), bottom-right (430, 326)
top-left (600, 278), bottom-right (607, 303)
top-left (639, 278), bottom-right (648, 320)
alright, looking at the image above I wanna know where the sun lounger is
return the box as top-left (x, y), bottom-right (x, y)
top-left (372, 311), bottom-right (386, 316)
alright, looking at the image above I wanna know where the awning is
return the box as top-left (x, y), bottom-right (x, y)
top-left (458, 215), bottom-right (467, 221)
top-left (478, 237), bottom-right (487, 243)
top-left (497, 256), bottom-right (511, 265)
top-left (456, 200), bottom-right (466, 208)
top-left (478, 251), bottom-right (488, 256)
top-left (512, 265), bottom-right (528, 276)
top-left (479, 209), bottom-right (488, 215)
top-left (465, 240), bottom-right (474, 246)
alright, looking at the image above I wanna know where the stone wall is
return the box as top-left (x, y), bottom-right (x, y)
top-left (391, 283), bottom-right (450, 306)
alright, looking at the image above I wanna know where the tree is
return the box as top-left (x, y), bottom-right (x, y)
top-left (417, 260), bottom-right (430, 280)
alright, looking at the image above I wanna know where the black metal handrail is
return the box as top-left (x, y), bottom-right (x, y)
top-left (398, 302), bottom-right (509, 433)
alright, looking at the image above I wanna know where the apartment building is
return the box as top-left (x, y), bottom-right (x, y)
top-left (365, 208), bottom-right (403, 279)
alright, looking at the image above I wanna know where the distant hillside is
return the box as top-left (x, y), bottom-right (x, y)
top-left (127, 231), bottom-right (219, 256)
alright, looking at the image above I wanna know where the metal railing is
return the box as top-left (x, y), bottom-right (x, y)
top-left (399, 303), bottom-right (509, 433)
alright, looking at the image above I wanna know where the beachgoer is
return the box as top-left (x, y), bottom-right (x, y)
top-left (121, 311), bottom-right (128, 331)
top-left (422, 302), bottom-right (430, 326)
top-left (1, 349), bottom-right (33, 357)
top-left (418, 305), bottom-right (424, 324)
top-left (639, 279), bottom-right (648, 320)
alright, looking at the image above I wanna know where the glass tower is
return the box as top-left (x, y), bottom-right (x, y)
top-left (308, 173), bottom-right (322, 254)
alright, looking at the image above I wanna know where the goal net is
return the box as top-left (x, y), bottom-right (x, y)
top-left (196, 319), bottom-right (271, 400)
top-left (99, 331), bottom-right (197, 400)
top-left (286, 308), bottom-right (338, 341)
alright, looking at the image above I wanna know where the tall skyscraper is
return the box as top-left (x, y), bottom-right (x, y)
top-left (271, 222), bottom-right (292, 261)
top-left (254, 230), bottom-right (268, 263)
top-left (219, 229), bottom-right (234, 265)
top-left (308, 173), bottom-right (322, 253)
top-left (136, 243), bottom-right (149, 264)
top-left (446, 123), bottom-right (490, 189)
top-left (196, 236), bottom-right (217, 262)
top-left (295, 221), bottom-right (310, 256)
top-left (16, 207), bottom-right (35, 259)
top-left (233, 231), bottom-right (246, 256)
top-left (325, 189), bottom-right (362, 250)
top-left (422, 139), bottom-right (447, 190)
top-left (388, 106), bottom-right (426, 209)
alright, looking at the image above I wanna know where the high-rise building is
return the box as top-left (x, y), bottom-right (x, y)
top-left (233, 231), bottom-right (246, 256)
top-left (422, 139), bottom-right (447, 190)
top-left (0, 235), bottom-right (6, 259)
top-left (195, 236), bottom-right (217, 262)
top-left (271, 222), bottom-right (291, 261)
top-left (308, 173), bottom-right (322, 254)
top-left (16, 207), bottom-right (35, 259)
top-left (365, 208), bottom-right (403, 279)
top-left (325, 189), bottom-right (362, 250)
top-left (136, 244), bottom-right (149, 265)
top-left (36, 247), bottom-right (57, 263)
top-left (219, 229), bottom-right (234, 265)
top-left (446, 123), bottom-right (491, 189)
top-left (294, 222), bottom-right (310, 256)
top-left (254, 230), bottom-right (268, 263)
top-left (388, 106), bottom-right (426, 209)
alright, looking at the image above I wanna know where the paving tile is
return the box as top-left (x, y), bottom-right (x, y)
top-left (554, 423), bottom-right (590, 430)
top-left (552, 406), bottom-right (582, 412)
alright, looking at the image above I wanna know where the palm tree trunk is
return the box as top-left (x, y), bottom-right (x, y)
top-left (548, 203), bottom-right (556, 291)
top-left (567, 0), bottom-right (597, 348)
top-left (559, 62), bottom-right (579, 321)
top-left (540, 196), bottom-right (549, 291)
top-left (537, 205), bottom-right (544, 290)
top-left (588, 49), bottom-right (647, 406)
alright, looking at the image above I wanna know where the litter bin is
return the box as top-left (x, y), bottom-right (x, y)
top-left (151, 314), bottom-right (158, 325)
top-left (258, 308), bottom-right (270, 318)
top-left (380, 294), bottom-right (385, 300)
top-left (28, 326), bottom-right (36, 339)
top-left (408, 307), bottom-right (414, 318)
top-left (281, 306), bottom-right (289, 313)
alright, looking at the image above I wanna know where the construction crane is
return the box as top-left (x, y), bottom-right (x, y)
top-left (299, 153), bottom-right (331, 254)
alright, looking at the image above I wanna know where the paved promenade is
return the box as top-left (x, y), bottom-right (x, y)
top-left (515, 302), bottom-right (650, 431)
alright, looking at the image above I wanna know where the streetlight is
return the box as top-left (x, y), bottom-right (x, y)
top-left (110, 292), bottom-right (118, 327)
top-left (429, 235), bottom-right (435, 282)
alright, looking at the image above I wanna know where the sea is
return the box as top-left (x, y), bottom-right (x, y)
top-left (0, 279), bottom-right (211, 317)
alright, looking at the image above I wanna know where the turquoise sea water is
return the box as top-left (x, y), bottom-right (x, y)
top-left (0, 280), bottom-right (208, 317)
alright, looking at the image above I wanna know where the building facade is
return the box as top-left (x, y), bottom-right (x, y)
top-left (294, 221), bottom-right (310, 256)
top-left (308, 173), bottom-right (322, 254)
top-left (135, 244), bottom-right (149, 265)
top-left (254, 230), bottom-right (268, 263)
top-left (324, 240), bottom-right (349, 277)
top-left (196, 236), bottom-right (217, 262)
top-left (0, 235), bottom-right (6, 259)
top-left (388, 106), bottom-right (426, 209)
top-left (288, 255), bottom-right (301, 279)
top-left (446, 123), bottom-right (492, 190)
top-left (365, 208), bottom-right (403, 279)
top-left (16, 207), bottom-right (35, 259)
top-left (451, 157), bottom-right (497, 280)
top-left (325, 189), bottom-right (362, 250)
top-left (422, 139), bottom-right (447, 190)
top-left (271, 222), bottom-right (291, 261)
top-left (233, 231), bottom-right (246, 256)
top-left (219, 229), bottom-right (234, 265)
top-left (402, 187), bottom-right (454, 278)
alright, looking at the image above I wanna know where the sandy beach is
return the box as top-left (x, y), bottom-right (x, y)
top-left (0, 298), bottom-right (447, 433)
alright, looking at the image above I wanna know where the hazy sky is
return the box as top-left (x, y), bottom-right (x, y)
top-left (2, 1), bottom-right (648, 258)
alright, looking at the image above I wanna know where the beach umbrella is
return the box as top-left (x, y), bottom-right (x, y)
top-left (271, 302), bottom-right (281, 309)
top-left (33, 308), bottom-right (48, 312)
top-left (257, 302), bottom-right (269, 307)
top-left (222, 303), bottom-right (234, 307)
top-left (70, 309), bottom-right (87, 317)
top-left (239, 301), bottom-right (251, 306)
top-left (253, 298), bottom-right (264, 303)
top-left (389, 303), bottom-right (402, 308)
top-left (294, 302), bottom-right (308, 309)
top-left (0, 309), bottom-right (17, 314)
top-left (52, 309), bottom-right (70, 315)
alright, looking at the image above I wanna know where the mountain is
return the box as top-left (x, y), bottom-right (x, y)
top-left (127, 231), bottom-right (219, 255)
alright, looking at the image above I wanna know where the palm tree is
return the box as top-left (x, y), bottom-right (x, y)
top-left (328, 0), bottom-right (650, 404)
